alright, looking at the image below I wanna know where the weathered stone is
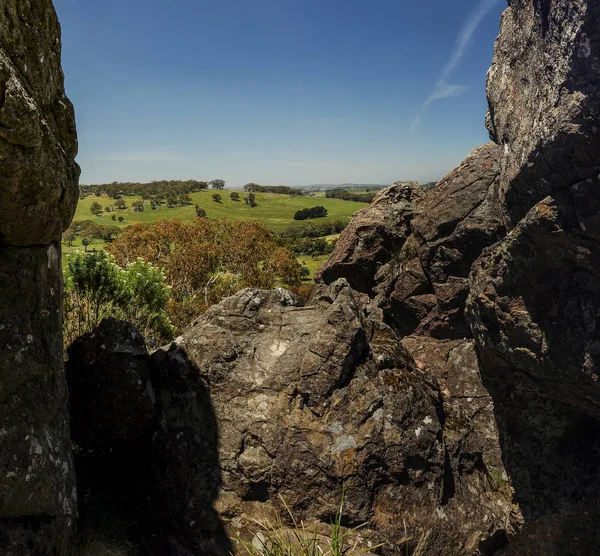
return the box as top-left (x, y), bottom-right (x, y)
top-left (0, 246), bottom-right (76, 549)
top-left (315, 182), bottom-right (422, 294)
top-left (0, 0), bottom-right (80, 246)
top-left (150, 283), bottom-right (512, 555)
top-left (467, 185), bottom-right (600, 518)
top-left (486, 0), bottom-right (600, 224)
top-left (0, 1), bottom-right (78, 552)
top-left (377, 143), bottom-right (505, 339)
top-left (66, 318), bottom-right (157, 449)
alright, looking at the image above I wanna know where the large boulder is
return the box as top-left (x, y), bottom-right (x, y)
top-left (150, 284), bottom-right (512, 555)
top-left (0, 246), bottom-right (76, 550)
top-left (0, 1), bottom-right (79, 552)
top-left (66, 318), bottom-right (157, 449)
top-left (467, 183), bottom-right (600, 518)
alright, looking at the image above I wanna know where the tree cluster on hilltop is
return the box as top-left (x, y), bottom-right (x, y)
top-left (80, 178), bottom-right (227, 199)
top-left (325, 189), bottom-right (376, 203)
top-left (243, 183), bottom-right (304, 196)
top-left (280, 219), bottom-right (347, 239)
top-left (293, 206), bottom-right (328, 220)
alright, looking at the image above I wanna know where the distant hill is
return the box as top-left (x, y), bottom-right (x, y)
top-left (297, 183), bottom-right (389, 192)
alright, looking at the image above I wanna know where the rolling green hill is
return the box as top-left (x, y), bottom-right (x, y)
top-left (65, 191), bottom-right (366, 281)
top-left (73, 190), bottom-right (366, 233)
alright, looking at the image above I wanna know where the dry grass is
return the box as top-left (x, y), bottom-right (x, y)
top-left (235, 494), bottom-right (380, 556)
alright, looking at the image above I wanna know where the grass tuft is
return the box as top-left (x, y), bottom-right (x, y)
top-left (234, 493), bottom-right (380, 556)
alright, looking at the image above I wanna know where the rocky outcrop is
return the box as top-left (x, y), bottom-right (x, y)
top-left (0, 0), bottom-right (79, 245)
top-left (315, 182), bottom-right (421, 294)
top-left (0, 0), bottom-right (79, 553)
top-left (150, 285), bottom-right (512, 555)
top-left (312, 1), bottom-right (600, 551)
top-left (378, 143), bottom-right (505, 339)
top-left (485, 0), bottom-right (600, 225)
top-left (463, 0), bottom-right (600, 535)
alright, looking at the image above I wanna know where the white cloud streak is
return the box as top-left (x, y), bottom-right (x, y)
top-left (411, 0), bottom-right (502, 132)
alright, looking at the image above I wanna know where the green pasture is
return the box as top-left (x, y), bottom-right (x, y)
top-left (73, 190), bottom-right (367, 233)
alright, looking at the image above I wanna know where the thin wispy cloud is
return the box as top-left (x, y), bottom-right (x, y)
top-left (96, 149), bottom-right (186, 163)
top-left (411, 0), bottom-right (501, 132)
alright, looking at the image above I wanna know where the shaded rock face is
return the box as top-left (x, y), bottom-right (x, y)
top-left (66, 318), bottom-right (157, 449)
top-left (311, 1), bottom-right (600, 551)
top-left (467, 183), bottom-right (600, 519)
top-left (463, 0), bottom-right (600, 539)
top-left (0, 1), bottom-right (79, 553)
top-left (486, 0), bottom-right (600, 224)
top-left (150, 285), bottom-right (512, 555)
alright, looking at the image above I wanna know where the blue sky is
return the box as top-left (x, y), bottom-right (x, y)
top-left (53, 0), bottom-right (505, 187)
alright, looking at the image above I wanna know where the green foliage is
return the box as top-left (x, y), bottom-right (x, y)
top-left (131, 200), bottom-right (144, 212)
top-left (230, 191), bottom-right (240, 201)
top-left (113, 198), bottom-right (127, 210)
top-left (195, 205), bottom-right (207, 218)
top-left (325, 189), bottom-right (376, 203)
top-left (63, 251), bottom-right (174, 349)
top-left (212, 193), bottom-right (223, 203)
top-left (294, 206), bottom-right (328, 221)
top-left (210, 178), bottom-right (226, 190)
top-left (81, 179), bottom-right (209, 199)
top-left (300, 265), bottom-right (311, 278)
top-left (90, 201), bottom-right (103, 216)
top-left (244, 183), bottom-right (304, 196)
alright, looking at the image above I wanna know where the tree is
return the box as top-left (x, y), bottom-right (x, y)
top-left (118, 216), bottom-right (124, 222)
top-left (210, 179), bottom-right (226, 190)
top-left (131, 200), bottom-right (145, 212)
top-left (111, 214), bottom-right (117, 221)
top-left (195, 205), bottom-right (207, 218)
top-left (300, 265), bottom-right (311, 279)
top-left (64, 228), bottom-right (76, 247)
top-left (107, 219), bottom-right (301, 330)
top-left (81, 237), bottom-right (91, 252)
top-left (114, 198), bottom-right (127, 210)
top-left (179, 193), bottom-right (192, 205)
top-left (230, 191), bottom-right (240, 201)
top-left (293, 206), bottom-right (328, 220)
top-left (212, 193), bottom-right (222, 203)
top-left (90, 201), bottom-right (103, 216)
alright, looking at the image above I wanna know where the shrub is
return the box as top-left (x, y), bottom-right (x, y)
top-left (106, 219), bottom-right (301, 330)
top-left (293, 206), bottom-right (328, 220)
top-left (63, 251), bottom-right (174, 349)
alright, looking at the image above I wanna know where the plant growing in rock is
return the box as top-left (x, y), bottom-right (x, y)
top-left (235, 494), bottom-right (380, 556)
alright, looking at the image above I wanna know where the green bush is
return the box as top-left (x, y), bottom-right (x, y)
top-left (64, 251), bottom-right (174, 350)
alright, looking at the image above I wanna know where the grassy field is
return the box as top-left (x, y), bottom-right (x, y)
top-left (73, 190), bottom-right (366, 233)
top-left (66, 192), bottom-right (362, 281)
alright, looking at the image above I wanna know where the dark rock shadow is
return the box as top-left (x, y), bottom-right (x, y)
top-left (471, 174), bottom-right (600, 552)
top-left (150, 343), bottom-right (232, 556)
top-left (68, 331), bottom-right (231, 555)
